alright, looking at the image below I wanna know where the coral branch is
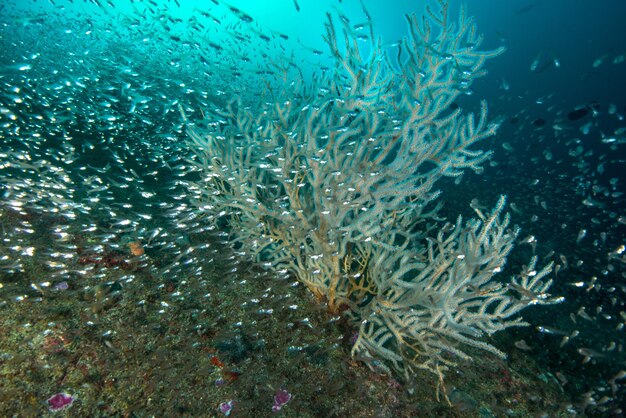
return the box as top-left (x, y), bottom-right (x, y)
top-left (182, 0), bottom-right (557, 395)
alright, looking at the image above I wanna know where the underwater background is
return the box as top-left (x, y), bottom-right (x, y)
top-left (1, 0), bottom-right (625, 416)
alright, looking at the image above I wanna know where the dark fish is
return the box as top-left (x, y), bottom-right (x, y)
top-left (226, 3), bottom-right (253, 23)
top-left (532, 118), bottom-right (546, 127)
top-left (509, 117), bottom-right (519, 124)
top-left (294, 0), bottom-right (300, 12)
top-left (515, 1), bottom-right (540, 15)
top-left (208, 42), bottom-right (223, 51)
top-left (239, 13), bottom-right (253, 23)
top-left (567, 107), bottom-right (589, 121)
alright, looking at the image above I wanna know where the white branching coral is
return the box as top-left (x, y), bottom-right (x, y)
top-left (182, 0), bottom-right (560, 398)
top-left (350, 196), bottom-right (561, 400)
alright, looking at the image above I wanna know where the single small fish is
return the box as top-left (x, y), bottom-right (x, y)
top-left (577, 347), bottom-right (606, 364)
top-left (592, 54), bottom-right (608, 68)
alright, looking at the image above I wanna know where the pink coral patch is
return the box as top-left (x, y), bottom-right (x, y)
top-left (46, 392), bottom-right (75, 411)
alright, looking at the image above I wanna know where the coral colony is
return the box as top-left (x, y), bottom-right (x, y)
top-left (46, 393), bottom-right (75, 412)
top-left (272, 389), bottom-right (292, 413)
top-left (218, 399), bottom-right (234, 416)
top-left (182, 0), bottom-right (561, 402)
